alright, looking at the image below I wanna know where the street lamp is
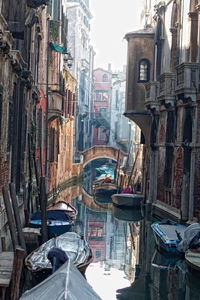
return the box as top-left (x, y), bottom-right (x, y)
top-left (63, 52), bottom-right (73, 68)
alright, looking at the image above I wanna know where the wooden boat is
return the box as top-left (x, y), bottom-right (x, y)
top-left (47, 201), bottom-right (78, 220)
top-left (112, 205), bottom-right (143, 222)
top-left (94, 182), bottom-right (118, 197)
top-left (151, 220), bottom-right (187, 254)
top-left (185, 249), bottom-right (200, 273)
top-left (111, 193), bottom-right (144, 207)
top-left (29, 211), bottom-right (73, 239)
top-left (20, 259), bottom-right (101, 300)
top-left (25, 232), bottom-right (93, 283)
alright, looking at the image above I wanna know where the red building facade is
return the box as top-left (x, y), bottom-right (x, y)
top-left (93, 68), bottom-right (112, 146)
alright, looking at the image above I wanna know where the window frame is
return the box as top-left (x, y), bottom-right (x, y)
top-left (138, 58), bottom-right (150, 83)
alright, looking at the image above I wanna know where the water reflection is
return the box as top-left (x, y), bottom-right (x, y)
top-left (64, 185), bottom-right (200, 300)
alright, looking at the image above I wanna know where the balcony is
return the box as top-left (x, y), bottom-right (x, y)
top-left (175, 63), bottom-right (200, 101)
top-left (145, 81), bottom-right (159, 111)
top-left (0, 15), bottom-right (14, 54)
top-left (157, 73), bottom-right (176, 106)
top-left (48, 91), bottom-right (63, 121)
top-left (81, 59), bottom-right (89, 72)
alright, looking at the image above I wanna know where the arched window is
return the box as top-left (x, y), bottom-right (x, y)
top-left (138, 59), bottom-right (150, 82)
top-left (102, 74), bottom-right (108, 82)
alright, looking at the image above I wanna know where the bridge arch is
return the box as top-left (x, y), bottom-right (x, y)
top-left (80, 145), bottom-right (128, 169)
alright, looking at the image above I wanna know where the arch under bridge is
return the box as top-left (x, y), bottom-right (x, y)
top-left (80, 145), bottom-right (128, 169)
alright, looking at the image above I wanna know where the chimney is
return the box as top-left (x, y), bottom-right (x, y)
top-left (108, 63), bottom-right (112, 73)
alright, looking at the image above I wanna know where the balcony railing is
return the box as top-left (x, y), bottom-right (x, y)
top-left (158, 72), bottom-right (176, 105)
top-left (175, 63), bottom-right (200, 100)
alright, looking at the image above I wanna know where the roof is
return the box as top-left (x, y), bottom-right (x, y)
top-left (124, 27), bottom-right (155, 40)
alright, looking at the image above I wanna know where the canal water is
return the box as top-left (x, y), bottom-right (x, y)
top-left (68, 177), bottom-right (200, 300)
top-left (71, 193), bottom-right (200, 300)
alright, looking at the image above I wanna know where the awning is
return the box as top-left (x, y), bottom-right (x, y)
top-left (49, 42), bottom-right (67, 54)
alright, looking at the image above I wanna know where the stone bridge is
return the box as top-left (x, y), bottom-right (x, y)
top-left (80, 145), bottom-right (128, 168)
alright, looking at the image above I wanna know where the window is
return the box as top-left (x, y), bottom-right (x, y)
top-left (96, 93), bottom-right (102, 101)
top-left (102, 74), bottom-right (108, 82)
top-left (99, 108), bottom-right (106, 117)
top-left (98, 126), bottom-right (106, 140)
top-left (138, 59), bottom-right (150, 82)
top-left (96, 250), bottom-right (101, 258)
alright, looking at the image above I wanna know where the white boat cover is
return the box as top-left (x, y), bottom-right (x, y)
top-left (27, 232), bottom-right (91, 271)
top-left (20, 259), bottom-right (102, 300)
top-left (177, 223), bottom-right (200, 253)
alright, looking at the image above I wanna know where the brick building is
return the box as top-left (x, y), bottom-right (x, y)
top-left (0, 0), bottom-right (80, 249)
top-left (92, 67), bottom-right (112, 145)
top-left (125, 0), bottom-right (200, 223)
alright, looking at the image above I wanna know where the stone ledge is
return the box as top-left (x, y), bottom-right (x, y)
top-left (152, 200), bottom-right (181, 221)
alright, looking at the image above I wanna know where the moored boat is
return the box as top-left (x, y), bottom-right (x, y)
top-left (111, 193), bottom-right (144, 207)
top-left (185, 249), bottom-right (200, 273)
top-left (25, 231), bottom-right (93, 283)
top-left (151, 219), bottom-right (187, 254)
top-left (20, 258), bottom-right (101, 300)
top-left (47, 201), bottom-right (78, 220)
top-left (94, 182), bottom-right (118, 197)
top-left (29, 211), bottom-right (73, 239)
top-left (112, 205), bottom-right (143, 222)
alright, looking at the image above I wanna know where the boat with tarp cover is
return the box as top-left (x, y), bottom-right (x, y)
top-left (25, 232), bottom-right (93, 283)
top-left (20, 258), bottom-right (101, 300)
top-left (151, 219), bottom-right (187, 254)
top-left (29, 211), bottom-right (73, 238)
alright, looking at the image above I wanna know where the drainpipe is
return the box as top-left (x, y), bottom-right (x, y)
top-left (189, 104), bottom-right (197, 221)
top-left (45, 18), bottom-right (49, 186)
top-left (148, 150), bottom-right (156, 203)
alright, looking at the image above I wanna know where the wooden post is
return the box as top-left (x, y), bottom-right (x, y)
top-left (1, 237), bottom-right (6, 251)
top-left (120, 142), bottom-right (132, 190)
top-left (10, 246), bottom-right (25, 300)
top-left (9, 183), bottom-right (27, 253)
top-left (40, 177), bottom-right (48, 243)
top-left (2, 186), bottom-right (18, 249)
top-left (128, 148), bottom-right (141, 187)
top-left (114, 149), bottom-right (120, 184)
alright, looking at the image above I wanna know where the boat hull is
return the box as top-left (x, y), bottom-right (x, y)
top-left (112, 205), bottom-right (143, 222)
top-left (47, 201), bottom-right (77, 220)
top-left (94, 183), bottom-right (118, 197)
top-left (111, 193), bottom-right (144, 207)
top-left (29, 211), bottom-right (73, 238)
top-left (29, 220), bottom-right (72, 238)
top-left (185, 250), bottom-right (200, 273)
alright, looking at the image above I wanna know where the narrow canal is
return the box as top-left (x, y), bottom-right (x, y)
top-left (61, 162), bottom-right (200, 300)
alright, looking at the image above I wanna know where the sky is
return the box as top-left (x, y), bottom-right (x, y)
top-left (90, 0), bottom-right (145, 72)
